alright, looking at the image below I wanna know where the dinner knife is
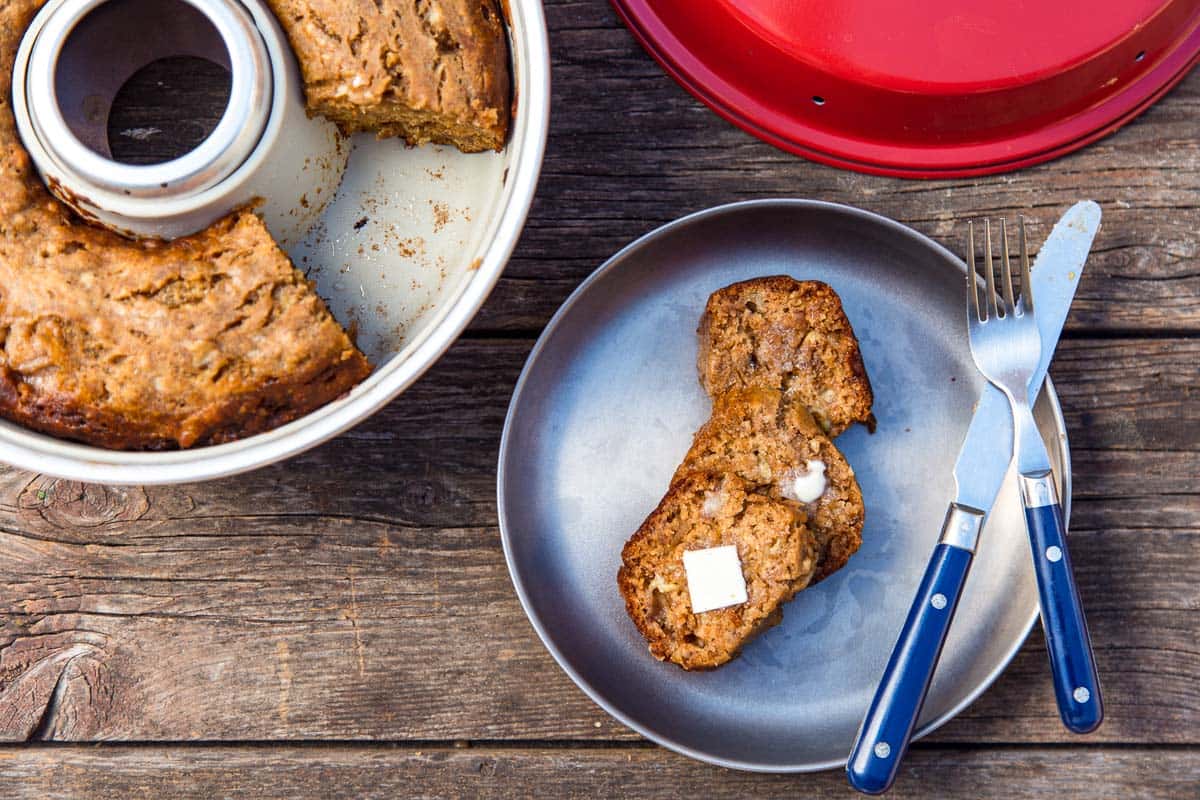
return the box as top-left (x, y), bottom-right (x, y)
top-left (846, 201), bottom-right (1101, 795)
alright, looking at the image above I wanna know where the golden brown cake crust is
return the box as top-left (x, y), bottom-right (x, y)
top-left (697, 277), bottom-right (874, 437)
top-left (0, 0), bottom-right (371, 450)
top-left (618, 472), bottom-right (819, 670)
top-left (266, 0), bottom-right (511, 152)
top-left (674, 388), bottom-right (865, 583)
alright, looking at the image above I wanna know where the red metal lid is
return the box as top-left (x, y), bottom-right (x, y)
top-left (611, 0), bottom-right (1200, 177)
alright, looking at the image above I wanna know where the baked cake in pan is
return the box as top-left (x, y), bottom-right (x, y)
top-left (0, 0), bottom-right (513, 449)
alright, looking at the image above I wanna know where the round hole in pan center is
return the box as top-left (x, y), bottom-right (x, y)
top-left (53, 0), bottom-right (234, 162)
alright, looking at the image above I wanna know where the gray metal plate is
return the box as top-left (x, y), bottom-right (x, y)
top-left (498, 200), bottom-right (1066, 772)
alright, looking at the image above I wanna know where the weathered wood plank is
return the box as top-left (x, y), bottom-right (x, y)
top-left (0, 337), bottom-right (1195, 743)
top-left (3, 335), bottom-right (1190, 537)
top-left (470, 2), bottom-right (1200, 333)
top-left (0, 524), bottom-right (1195, 744)
top-left (1051, 338), bottom-right (1200, 452)
top-left (0, 745), bottom-right (1195, 799)
top-left (3, 335), bottom-right (1186, 533)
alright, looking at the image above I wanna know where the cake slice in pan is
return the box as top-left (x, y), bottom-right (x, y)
top-left (267, 0), bottom-right (511, 152)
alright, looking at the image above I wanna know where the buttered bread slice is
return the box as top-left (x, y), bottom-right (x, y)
top-left (618, 472), bottom-right (819, 670)
top-left (674, 388), bottom-right (864, 583)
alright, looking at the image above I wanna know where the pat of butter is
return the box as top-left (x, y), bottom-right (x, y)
top-left (682, 545), bottom-right (748, 613)
top-left (783, 459), bottom-right (827, 503)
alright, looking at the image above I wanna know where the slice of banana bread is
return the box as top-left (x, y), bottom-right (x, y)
top-left (266, 0), bottom-right (511, 152)
top-left (618, 472), bottom-right (819, 670)
top-left (673, 388), bottom-right (865, 583)
top-left (697, 277), bottom-right (874, 436)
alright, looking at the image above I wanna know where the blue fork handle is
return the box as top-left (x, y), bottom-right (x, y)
top-left (847, 505), bottom-right (980, 795)
top-left (1020, 472), bottom-right (1103, 734)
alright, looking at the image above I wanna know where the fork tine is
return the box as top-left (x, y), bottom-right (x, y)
top-left (1018, 215), bottom-right (1033, 315)
top-left (984, 219), bottom-right (998, 320)
top-left (999, 218), bottom-right (1015, 317)
top-left (967, 220), bottom-right (980, 322)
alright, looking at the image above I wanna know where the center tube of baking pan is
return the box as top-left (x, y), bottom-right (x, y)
top-left (20, 0), bottom-right (271, 201)
top-left (11, 0), bottom-right (349, 242)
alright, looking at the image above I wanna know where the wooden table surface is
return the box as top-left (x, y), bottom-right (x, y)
top-left (3, 2), bottom-right (1199, 797)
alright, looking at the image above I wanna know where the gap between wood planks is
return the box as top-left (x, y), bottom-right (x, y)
top-left (1, 740), bottom-right (1199, 751)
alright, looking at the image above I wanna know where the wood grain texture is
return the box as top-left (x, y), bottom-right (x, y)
top-left (0, 339), bottom-right (1195, 745)
top-left (0, 745), bottom-right (1196, 799)
top-left (107, 57), bottom-right (231, 166)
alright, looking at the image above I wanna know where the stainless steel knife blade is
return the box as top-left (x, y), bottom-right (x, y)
top-left (952, 201), bottom-right (1101, 515)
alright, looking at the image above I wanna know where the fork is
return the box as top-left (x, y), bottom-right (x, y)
top-left (967, 218), bottom-right (1103, 734)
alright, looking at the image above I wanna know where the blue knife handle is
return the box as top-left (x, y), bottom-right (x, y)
top-left (1020, 472), bottom-right (1103, 734)
top-left (847, 504), bottom-right (981, 795)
